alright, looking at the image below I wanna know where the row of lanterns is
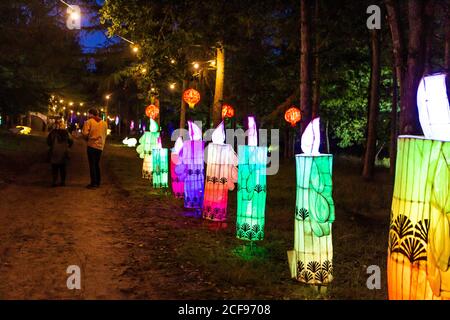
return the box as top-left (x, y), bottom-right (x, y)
top-left (130, 74), bottom-right (450, 299)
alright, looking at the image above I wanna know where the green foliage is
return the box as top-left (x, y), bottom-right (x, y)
top-left (0, 0), bottom-right (88, 115)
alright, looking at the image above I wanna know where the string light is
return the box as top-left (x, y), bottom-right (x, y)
top-left (169, 83), bottom-right (176, 90)
top-left (193, 62), bottom-right (200, 70)
top-left (170, 59), bottom-right (176, 64)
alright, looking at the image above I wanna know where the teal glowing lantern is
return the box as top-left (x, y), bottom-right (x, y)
top-left (136, 119), bottom-right (160, 179)
top-left (203, 121), bottom-right (238, 221)
top-left (236, 116), bottom-right (267, 241)
top-left (175, 121), bottom-right (205, 209)
top-left (152, 144), bottom-right (169, 188)
top-left (288, 118), bottom-right (335, 286)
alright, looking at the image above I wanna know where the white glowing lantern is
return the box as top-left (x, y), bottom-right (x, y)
top-left (203, 121), bottom-right (238, 221)
top-left (115, 116), bottom-right (120, 126)
top-left (122, 137), bottom-right (137, 147)
top-left (301, 117), bottom-right (321, 155)
top-left (417, 74), bottom-right (450, 141)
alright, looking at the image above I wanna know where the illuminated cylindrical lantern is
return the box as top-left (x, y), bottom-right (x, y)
top-left (136, 119), bottom-right (160, 180)
top-left (387, 74), bottom-right (450, 300)
top-left (152, 148), bottom-right (169, 188)
top-left (183, 89), bottom-right (201, 109)
top-left (170, 136), bottom-right (185, 198)
top-left (388, 137), bottom-right (450, 300)
top-left (236, 117), bottom-right (267, 241)
top-left (202, 121), bottom-right (238, 221)
top-left (175, 121), bottom-right (205, 209)
top-left (288, 118), bottom-right (335, 286)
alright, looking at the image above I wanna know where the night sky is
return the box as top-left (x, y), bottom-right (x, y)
top-left (78, 0), bottom-right (117, 52)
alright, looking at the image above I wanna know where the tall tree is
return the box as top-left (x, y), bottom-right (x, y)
top-left (363, 29), bottom-right (381, 180)
top-left (385, 0), bottom-right (435, 135)
top-left (300, 0), bottom-right (312, 132)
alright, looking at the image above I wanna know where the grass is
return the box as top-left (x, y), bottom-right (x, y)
top-left (105, 141), bottom-right (392, 300)
top-left (0, 129), bottom-right (47, 183)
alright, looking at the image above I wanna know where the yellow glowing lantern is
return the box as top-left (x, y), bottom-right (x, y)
top-left (183, 89), bottom-right (201, 109)
top-left (387, 74), bottom-right (450, 300)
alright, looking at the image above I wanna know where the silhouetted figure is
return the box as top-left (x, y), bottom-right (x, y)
top-left (47, 119), bottom-right (73, 187)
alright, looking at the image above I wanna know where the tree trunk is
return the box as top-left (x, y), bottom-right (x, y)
top-left (312, 0), bottom-right (320, 119)
top-left (400, 0), bottom-right (429, 135)
top-left (424, 1), bottom-right (435, 74)
top-left (363, 29), bottom-right (381, 180)
top-left (390, 64), bottom-right (398, 177)
top-left (179, 78), bottom-right (188, 130)
top-left (212, 43), bottom-right (225, 127)
top-left (385, 0), bottom-right (405, 87)
top-left (446, 1), bottom-right (450, 70)
top-left (300, 0), bottom-right (312, 133)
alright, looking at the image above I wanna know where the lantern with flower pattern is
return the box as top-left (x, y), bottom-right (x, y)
top-left (221, 104), bottom-right (235, 119)
top-left (285, 107), bottom-right (302, 127)
top-left (145, 104), bottom-right (159, 120)
top-left (183, 89), bottom-right (201, 109)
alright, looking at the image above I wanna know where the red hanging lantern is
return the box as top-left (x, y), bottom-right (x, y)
top-left (145, 104), bottom-right (159, 119)
top-left (284, 107), bottom-right (302, 127)
top-left (183, 88), bottom-right (201, 109)
top-left (221, 104), bottom-right (235, 119)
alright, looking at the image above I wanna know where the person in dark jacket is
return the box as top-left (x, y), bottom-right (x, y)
top-left (47, 119), bottom-right (73, 187)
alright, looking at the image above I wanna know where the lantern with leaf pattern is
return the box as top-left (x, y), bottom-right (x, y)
top-left (288, 118), bottom-right (335, 286)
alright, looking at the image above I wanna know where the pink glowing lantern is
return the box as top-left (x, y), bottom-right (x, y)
top-left (202, 121), bottom-right (238, 221)
top-left (175, 121), bottom-right (205, 209)
top-left (171, 136), bottom-right (185, 198)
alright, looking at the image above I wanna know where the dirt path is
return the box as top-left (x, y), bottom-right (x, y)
top-left (0, 138), bottom-right (148, 299)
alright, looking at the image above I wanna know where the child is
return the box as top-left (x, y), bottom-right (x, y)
top-left (47, 118), bottom-right (73, 187)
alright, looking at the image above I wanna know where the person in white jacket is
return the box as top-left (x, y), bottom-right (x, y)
top-left (82, 108), bottom-right (108, 189)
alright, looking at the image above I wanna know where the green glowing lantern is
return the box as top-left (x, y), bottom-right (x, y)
top-left (288, 118), bottom-right (335, 286)
top-left (236, 117), bottom-right (267, 241)
top-left (152, 146), bottom-right (169, 188)
top-left (388, 74), bottom-right (450, 300)
top-left (136, 119), bottom-right (160, 179)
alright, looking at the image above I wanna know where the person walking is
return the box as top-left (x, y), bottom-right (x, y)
top-left (47, 118), bottom-right (73, 187)
top-left (82, 108), bottom-right (108, 189)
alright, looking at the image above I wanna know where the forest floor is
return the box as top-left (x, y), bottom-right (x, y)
top-left (0, 130), bottom-right (392, 299)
